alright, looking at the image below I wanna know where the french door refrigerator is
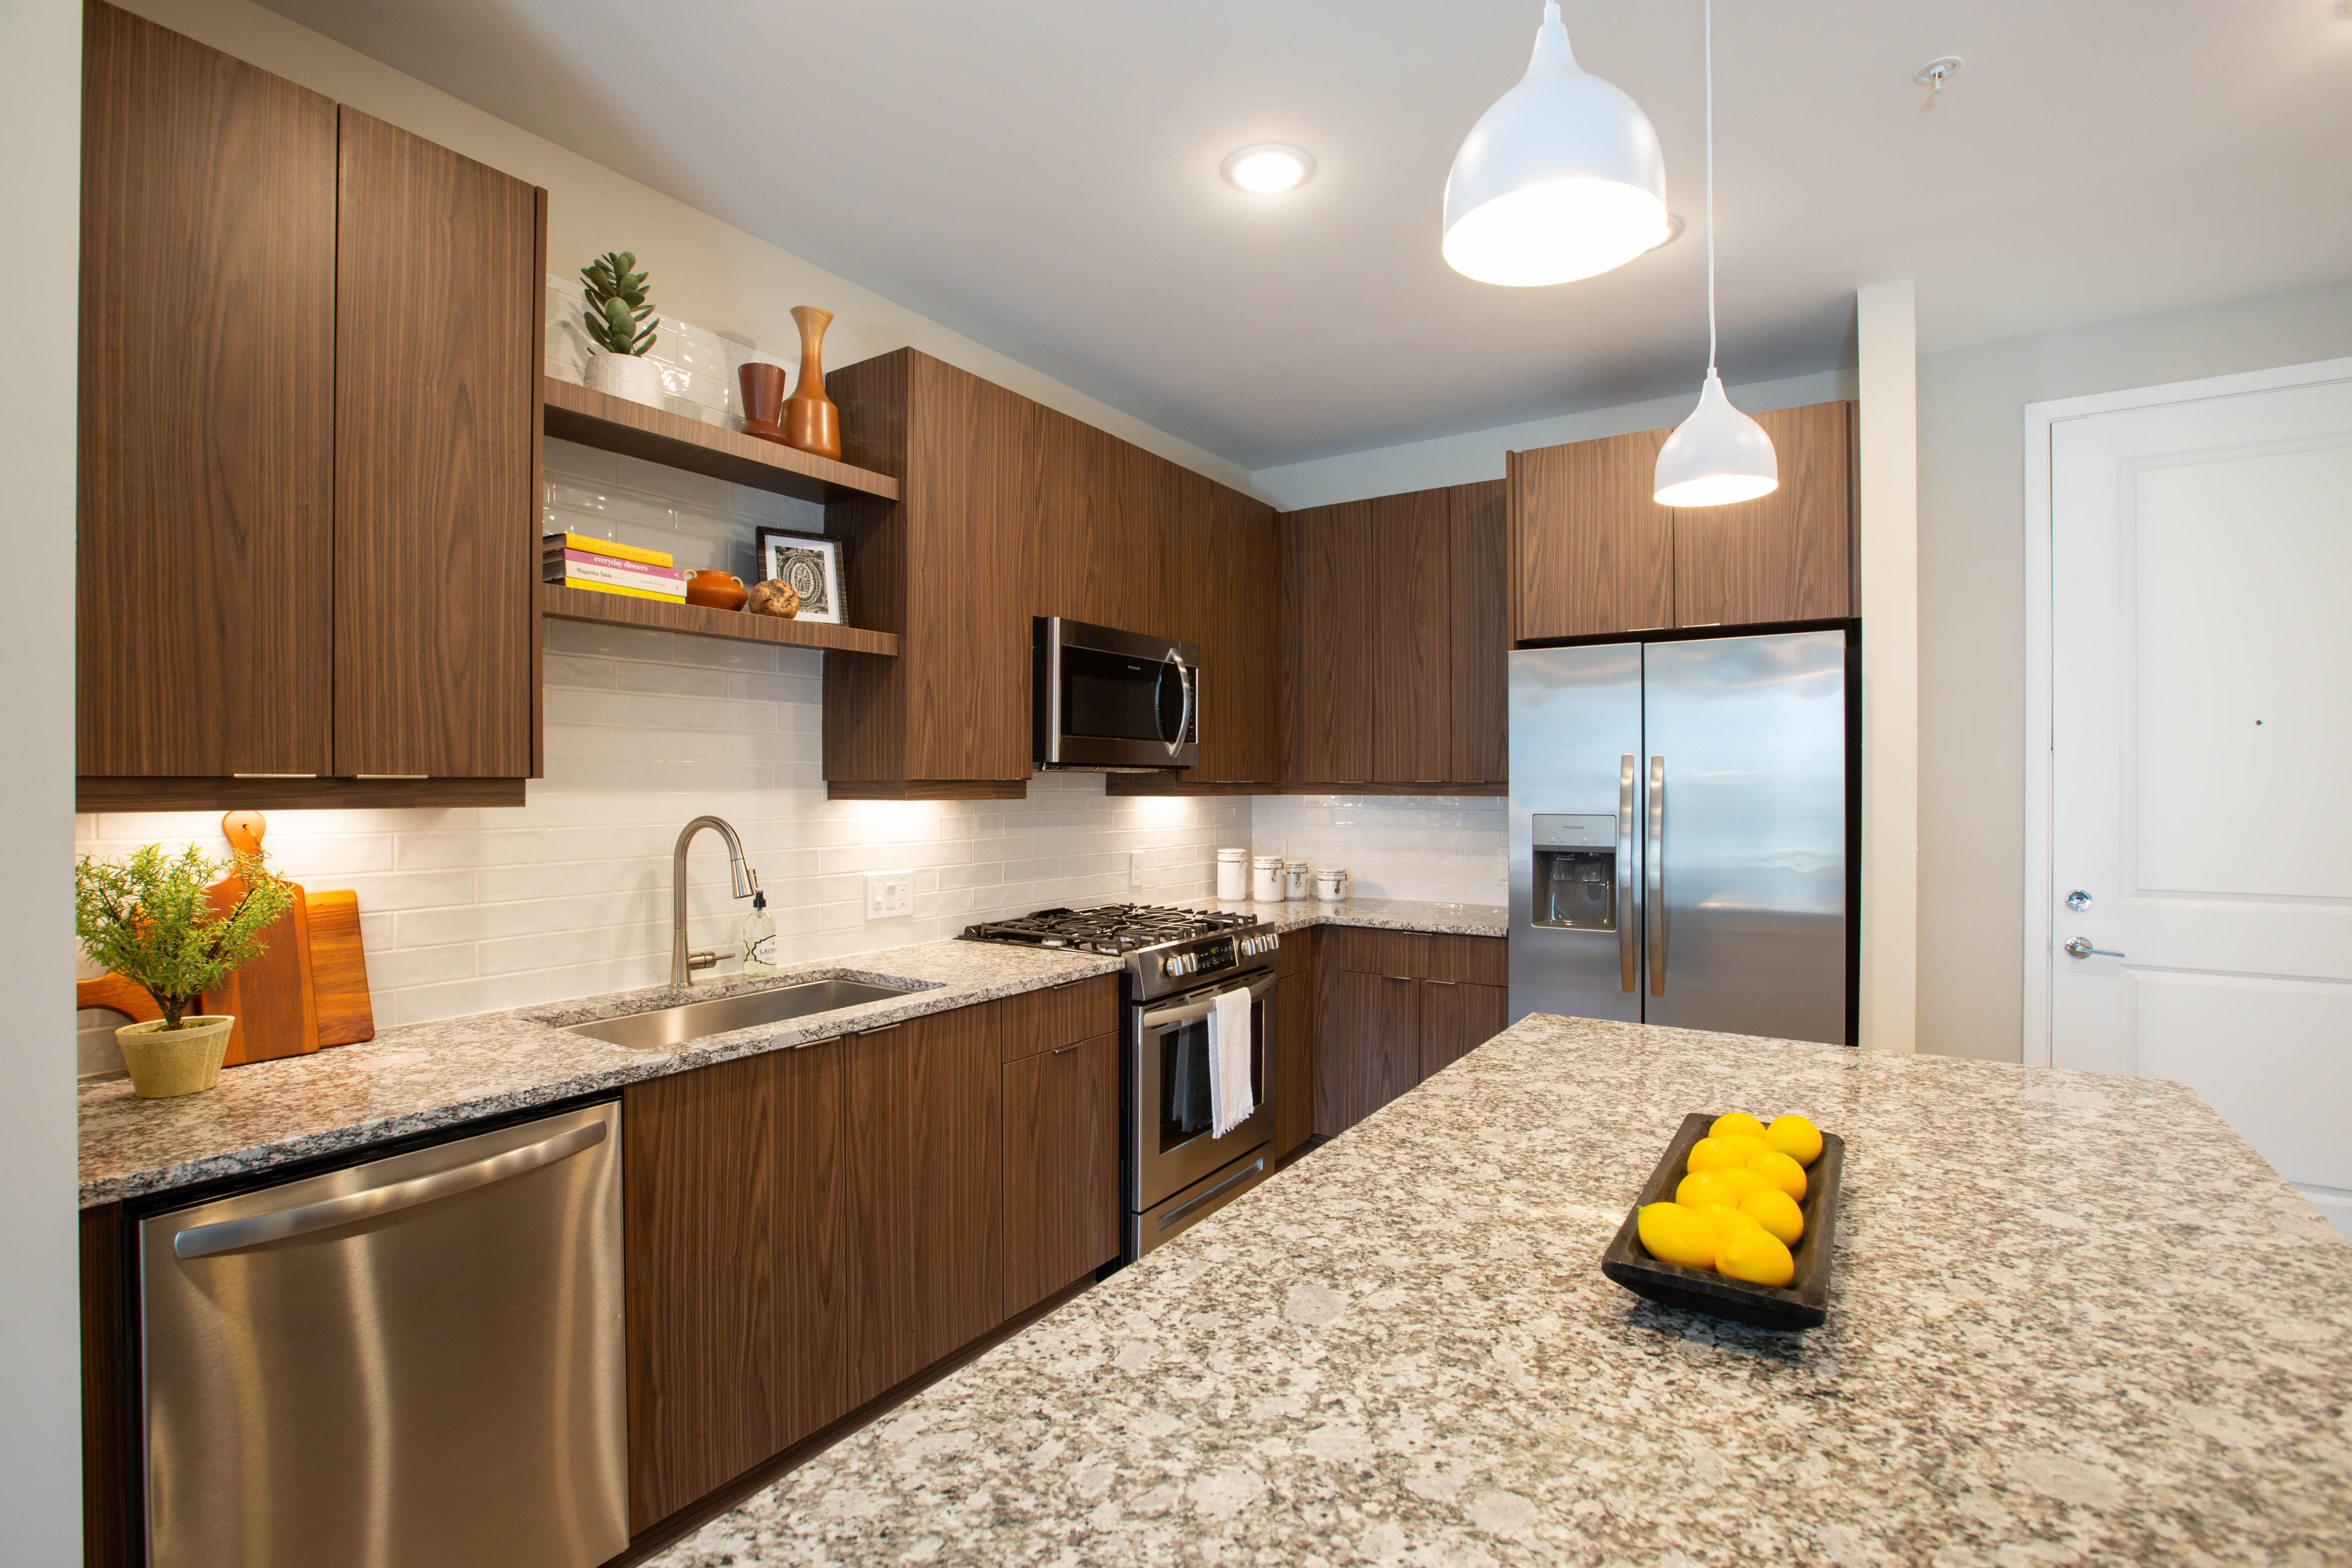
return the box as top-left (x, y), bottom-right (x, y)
top-left (1508, 631), bottom-right (1852, 1045)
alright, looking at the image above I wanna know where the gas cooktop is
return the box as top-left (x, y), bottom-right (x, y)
top-left (960, 903), bottom-right (1258, 956)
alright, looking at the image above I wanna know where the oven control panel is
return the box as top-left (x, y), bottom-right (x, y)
top-left (1148, 929), bottom-right (1279, 987)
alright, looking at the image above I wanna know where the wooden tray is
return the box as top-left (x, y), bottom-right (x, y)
top-left (1601, 1111), bottom-right (1846, 1330)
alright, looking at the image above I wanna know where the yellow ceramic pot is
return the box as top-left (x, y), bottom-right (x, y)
top-left (116, 1016), bottom-right (236, 1099)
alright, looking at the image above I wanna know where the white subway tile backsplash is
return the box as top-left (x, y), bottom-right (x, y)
top-left (1250, 793), bottom-right (1507, 906)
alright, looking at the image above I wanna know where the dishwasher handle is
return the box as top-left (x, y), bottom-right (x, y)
top-left (171, 1120), bottom-right (609, 1260)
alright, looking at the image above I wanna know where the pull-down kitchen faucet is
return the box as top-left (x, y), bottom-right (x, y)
top-left (672, 815), bottom-right (760, 987)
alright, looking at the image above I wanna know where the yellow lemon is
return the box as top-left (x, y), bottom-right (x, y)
top-left (1685, 1136), bottom-right (1744, 1175)
top-left (1716, 1227), bottom-right (1796, 1288)
top-left (1637, 1202), bottom-right (1716, 1270)
top-left (1675, 1170), bottom-right (1739, 1210)
top-left (1747, 1149), bottom-right (1808, 1201)
top-left (1709, 1112), bottom-right (1768, 1141)
top-left (1739, 1187), bottom-right (1804, 1246)
top-left (1693, 1203), bottom-right (1767, 1245)
top-left (1766, 1114), bottom-right (1824, 1167)
top-left (1717, 1166), bottom-right (1768, 1202)
top-left (1718, 1132), bottom-right (1771, 1162)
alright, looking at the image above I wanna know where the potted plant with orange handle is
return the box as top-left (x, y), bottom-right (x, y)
top-left (75, 844), bottom-right (295, 1098)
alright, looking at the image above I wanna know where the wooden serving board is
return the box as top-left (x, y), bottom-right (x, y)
top-left (208, 812), bottom-right (319, 1066)
top-left (305, 888), bottom-right (376, 1046)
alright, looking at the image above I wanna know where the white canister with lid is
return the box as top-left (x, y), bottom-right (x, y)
top-left (1216, 846), bottom-right (1248, 901)
top-left (1251, 854), bottom-right (1283, 904)
top-left (1284, 861), bottom-right (1312, 900)
top-left (1314, 867), bottom-right (1348, 902)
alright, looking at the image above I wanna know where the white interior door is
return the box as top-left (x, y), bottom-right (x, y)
top-left (2048, 369), bottom-right (2352, 1241)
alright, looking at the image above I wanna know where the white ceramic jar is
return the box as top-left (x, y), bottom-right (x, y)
top-left (1315, 868), bottom-right (1349, 902)
top-left (1251, 854), bottom-right (1283, 904)
top-left (1284, 861), bottom-right (1312, 900)
top-left (1216, 846), bottom-right (1248, 901)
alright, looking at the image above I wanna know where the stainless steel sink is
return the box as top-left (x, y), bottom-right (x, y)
top-left (564, 977), bottom-right (927, 1050)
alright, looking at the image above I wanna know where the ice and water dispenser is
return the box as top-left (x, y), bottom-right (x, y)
top-left (1530, 814), bottom-right (1618, 931)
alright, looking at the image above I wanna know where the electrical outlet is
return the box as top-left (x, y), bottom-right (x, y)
top-left (1129, 851), bottom-right (1144, 889)
top-left (864, 869), bottom-right (915, 921)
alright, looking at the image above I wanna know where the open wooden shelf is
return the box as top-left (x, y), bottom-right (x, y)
top-left (541, 376), bottom-right (901, 505)
top-left (538, 584), bottom-right (899, 656)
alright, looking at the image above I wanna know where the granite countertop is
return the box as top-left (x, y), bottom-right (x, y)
top-left (78, 897), bottom-right (1501, 1208)
top-left (648, 1016), bottom-right (2352, 1568)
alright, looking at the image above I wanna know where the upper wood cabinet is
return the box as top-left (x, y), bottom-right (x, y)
top-left (825, 348), bottom-right (1279, 797)
top-left (1281, 479), bottom-right (1509, 788)
top-left (76, 4), bottom-right (544, 809)
top-left (1508, 400), bottom-right (1853, 643)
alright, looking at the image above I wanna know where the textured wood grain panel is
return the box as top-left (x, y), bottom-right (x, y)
top-left (1509, 428), bottom-right (1675, 642)
top-left (1670, 401), bottom-right (1855, 627)
top-left (82, 1203), bottom-right (136, 1568)
top-left (1422, 932), bottom-right (1510, 988)
top-left (537, 583), bottom-right (899, 655)
top-left (1372, 488), bottom-right (1454, 783)
top-left (1001, 1031), bottom-right (1120, 1316)
top-left (822, 351), bottom-right (914, 783)
top-left (1274, 929), bottom-right (1319, 1160)
top-left (333, 107), bottom-right (537, 775)
top-left (542, 374), bottom-right (900, 503)
top-left (1448, 479), bottom-right (1510, 783)
top-left (1315, 969), bottom-right (1420, 1138)
top-left (1282, 501), bottom-right (1378, 782)
top-left (1419, 979), bottom-right (1509, 1080)
top-left (77, 2), bottom-right (336, 777)
top-left (999, 976), bottom-right (1120, 1061)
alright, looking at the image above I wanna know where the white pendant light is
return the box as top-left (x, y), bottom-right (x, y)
top-left (1653, 0), bottom-right (1777, 507)
top-left (1442, 2), bottom-right (1669, 287)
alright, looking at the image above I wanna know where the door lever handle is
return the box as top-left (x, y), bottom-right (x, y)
top-left (2063, 937), bottom-right (2125, 960)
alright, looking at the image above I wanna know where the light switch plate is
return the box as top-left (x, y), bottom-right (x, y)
top-left (864, 869), bottom-right (915, 921)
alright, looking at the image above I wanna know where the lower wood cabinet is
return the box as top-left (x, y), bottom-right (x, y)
top-left (1273, 929), bottom-right (1319, 1161)
top-left (1314, 929), bottom-right (1508, 1138)
top-left (1002, 1031), bottom-right (1120, 1317)
top-left (621, 978), bottom-right (1118, 1536)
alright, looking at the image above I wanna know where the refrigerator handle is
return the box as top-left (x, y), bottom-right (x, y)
top-left (1647, 755), bottom-right (1667, 997)
top-left (1617, 754), bottom-right (1638, 993)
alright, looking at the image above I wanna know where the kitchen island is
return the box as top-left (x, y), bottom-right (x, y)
top-left (648, 1015), bottom-right (2352, 1567)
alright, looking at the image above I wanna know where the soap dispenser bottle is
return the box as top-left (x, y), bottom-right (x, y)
top-left (742, 890), bottom-right (776, 977)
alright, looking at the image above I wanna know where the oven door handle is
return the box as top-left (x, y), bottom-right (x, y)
top-left (1139, 971), bottom-right (1276, 1030)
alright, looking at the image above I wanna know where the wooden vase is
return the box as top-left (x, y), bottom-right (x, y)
top-left (738, 361), bottom-right (788, 443)
top-left (782, 305), bottom-right (842, 461)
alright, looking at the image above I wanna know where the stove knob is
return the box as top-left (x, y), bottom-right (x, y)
top-left (1161, 956), bottom-right (1180, 978)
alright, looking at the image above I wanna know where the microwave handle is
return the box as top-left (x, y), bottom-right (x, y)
top-left (1160, 650), bottom-right (1193, 756)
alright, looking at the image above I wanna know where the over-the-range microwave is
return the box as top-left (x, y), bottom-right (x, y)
top-left (1033, 616), bottom-right (1199, 771)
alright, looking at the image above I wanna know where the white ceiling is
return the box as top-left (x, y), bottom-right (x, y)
top-left (260, 0), bottom-right (2352, 470)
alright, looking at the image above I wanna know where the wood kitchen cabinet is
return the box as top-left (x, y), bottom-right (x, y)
top-left (76, 4), bottom-right (544, 810)
top-left (1273, 927), bottom-right (1319, 1161)
top-left (826, 348), bottom-right (1279, 797)
top-left (1315, 928), bottom-right (1508, 1137)
top-left (1281, 479), bottom-right (1509, 790)
top-left (1508, 400), bottom-right (1853, 643)
top-left (1002, 1031), bottom-right (1120, 1316)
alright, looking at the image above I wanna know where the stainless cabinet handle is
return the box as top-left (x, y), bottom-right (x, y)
top-left (172, 1120), bottom-right (608, 1260)
top-left (793, 1035), bottom-right (844, 1051)
top-left (1617, 753), bottom-right (1638, 994)
top-left (1381, 974), bottom-right (1416, 983)
top-left (856, 1022), bottom-right (902, 1037)
top-left (1425, 979), bottom-right (1458, 987)
top-left (2063, 938), bottom-right (2125, 959)
top-left (1646, 755), bottom-right (1667, 998)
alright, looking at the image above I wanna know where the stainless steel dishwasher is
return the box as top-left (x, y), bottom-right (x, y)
top-left (137, 1102), bottom-right (627, 1568)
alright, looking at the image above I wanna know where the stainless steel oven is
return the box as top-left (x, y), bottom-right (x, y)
top-left (1129, 969), bottom-right (1275, 1256)
top-left (1036, 616), bottom-right (1200, 771)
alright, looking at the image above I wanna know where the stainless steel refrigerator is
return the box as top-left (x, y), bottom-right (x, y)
top-left (1508, 631), bottom-right (1852, 1045)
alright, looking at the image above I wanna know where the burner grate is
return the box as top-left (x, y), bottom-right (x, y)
top-left (961, 903), bottom-right (1257, 954)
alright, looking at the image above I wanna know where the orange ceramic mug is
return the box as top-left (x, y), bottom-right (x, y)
top-left (685, 570), bottom-right (748, 611)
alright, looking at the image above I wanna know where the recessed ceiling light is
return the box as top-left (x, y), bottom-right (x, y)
top-left (1221, 144), bottom-right (1315, 194)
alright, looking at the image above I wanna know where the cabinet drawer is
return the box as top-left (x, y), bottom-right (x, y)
top-left (1422, 933), bottom-right (1507, 988)
top-left (1274, 924), bottom-right (1315, 980)
top-left (1000, 975), bottom-right (1120, 1061)
top-left (1321, 925), bottom-right (1426, 979)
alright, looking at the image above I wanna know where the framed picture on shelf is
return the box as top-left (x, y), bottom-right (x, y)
top-left (753, 528), bottom-right (846, 625)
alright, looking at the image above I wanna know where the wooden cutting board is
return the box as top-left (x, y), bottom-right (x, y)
top-left (305, 888), bottom-right (376, 1047)
top-left (207, 811), bottom-right (321, 1067)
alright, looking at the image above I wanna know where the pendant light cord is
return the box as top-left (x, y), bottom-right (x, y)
top-left (1704, 0), bottom-right (1717, 376)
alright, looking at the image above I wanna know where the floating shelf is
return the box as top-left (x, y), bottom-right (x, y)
top-left (541, 376), bottom-right (901, 505)
top-left (538, 584), bottom-right (899, 657)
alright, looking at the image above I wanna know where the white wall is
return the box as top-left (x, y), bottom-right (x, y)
top-left (1916, 277), bottom-right (2352, 1063)
top-left (2, 0), bottom-right (85, 1557)
top-left (1251, 368), bottom-right (1857, 513)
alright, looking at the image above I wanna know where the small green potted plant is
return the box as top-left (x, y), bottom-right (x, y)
top-left (76, 845), bottom-right (296, 1099)
top-left (580, 249), bottom-right (663, 406)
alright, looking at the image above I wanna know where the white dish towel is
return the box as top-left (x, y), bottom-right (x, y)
top-left (1207, 986), bottom-right (1256, 1138)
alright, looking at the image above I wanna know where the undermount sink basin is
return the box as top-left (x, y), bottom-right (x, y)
top-left (564, 977), bottom-right (926, 1051)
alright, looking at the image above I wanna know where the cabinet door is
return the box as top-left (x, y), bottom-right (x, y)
top-left (1371, 490), bottom-right (1454, 784)
top-left (1283, 502), bottom-right (1377, 782)
top-left (77, 2), bottom-right (337, 777)
top-left (1420, 980), bottom-right (1510, 1081)
top-left (623, 1045), bottom-right (846, 1531)
top-left (334, 107), bottom-right (538, 777)
top-left (1508, 430), bottom-right (1674, 642)
top-left (1188, 480), bottom-right (1282, 782)
top-left (1448, 480), bottom-right (1510, 784)
top-left (1315, 969), bottom-right (1420, 1137)
top-left (1002, 1032), bottom-right (1120, 1316)
top-left (844, 1005), bottom-right (1005, 1407)
top-left (1274, 955), bottom-right (1317, 1160)
top-left (1671, 401), bottom-right (1854, 628)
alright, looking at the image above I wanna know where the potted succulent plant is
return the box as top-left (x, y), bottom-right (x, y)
top-left (76, 844), bottom-right (296, 1099)
top-left (580, 250), bottom-right (664, 406)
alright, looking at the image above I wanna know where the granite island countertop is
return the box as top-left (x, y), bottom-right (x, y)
top-left (78, 896), bottom-right (1501, 1208)
top-left (648, 1015), bottom-right (2352, 1568)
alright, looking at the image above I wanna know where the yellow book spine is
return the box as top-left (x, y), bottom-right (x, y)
top-left (555, 578), bottom-right (686, 602)
top-left (543, 532), bottom-right (675, 569)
